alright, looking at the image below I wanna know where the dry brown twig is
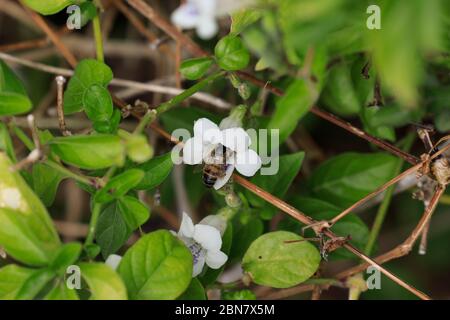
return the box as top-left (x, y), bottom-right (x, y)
top-left (0, 52), bottom-right (230, 109)
top-left (55, 75), bottom-right (71, 136)
top-left (19, 1), bottom-right (78, 68)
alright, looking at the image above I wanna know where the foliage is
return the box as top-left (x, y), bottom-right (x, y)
top-left (2, 0), bottom-right (449, 301)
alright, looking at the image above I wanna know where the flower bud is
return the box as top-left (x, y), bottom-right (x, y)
top-left (228, 73), bottom-right (241, 88)
top-left (346, 273), bottom-right (367, 300)
top-left (250, 100), bottom-right (263, 116)
top-left (238, 82), bottom-right (251, 100)
top-left (118, 129), bottom-right (153, 163)
top-left (225, 191), bottom-right (241, 208)
top-left (219, 105), bottom-right (247, 129)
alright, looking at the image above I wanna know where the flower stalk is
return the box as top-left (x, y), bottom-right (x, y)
top-left (134, 71), bottom-right (225, 134)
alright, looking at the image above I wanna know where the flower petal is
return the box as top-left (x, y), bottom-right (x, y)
top-left (193, 224), bottom-right (222, 252)
top-left (213, 164), bottom-right (234, 190)
top-left (192, 252), bottom-right (206, 277)
top-left (194, 0), bottom-right (217, 15)
top-left (206, 250), bottom-right (228, 269)
top-left (235, 149), bottom-right (261, 177)
top-left (196, 18), bottom-right (218, 39)
top-left (194, 118), bottom-right (219, 137)
top-left (192, 117), bottom-right (222, 145)
top-left (182, 136), bottom-right (204, 165)
top-left (179, 212), bottom-right (195, 238)
top-left (105, 254), bottom-right (122, 270)
top-left (171, 3), bottom-right (199, 29)
top-left (222, 128), bottom-right (250, 153)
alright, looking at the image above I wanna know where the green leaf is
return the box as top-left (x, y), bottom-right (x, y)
top-left (366, 1), bottom-right (446, 107)
top-left (0, 265), bottom-right (37, 299)
top-left (230, 217), bottom-right (263, 261)
top-left (79, 263), bottom-right (127, 300)
top-left (15, 269), bottom-right (55, 300)
top-left (45, 280), bottom-right (79, 300)
top-left (222, 289), bottom-right (256, 300)
top-left (49, 242), bottom-right (82, 274)
top-left (268, 80), bottom-right (317, 144)
top-left (94, 169), bottom-right (144, 203)
top-left (321, 62), bottom-right (361, 116)
top-left (96, 201), bottom-right (130, 259)
top-left (93, 107), bottom-right (122, 134)
top-left (82, 84), bottom-right (113, 122)
top-left (118, 230), bottom-right (192, 300)
top-left (22, 0), bottom-right (74, 15)
top-left (360, 106), bottom-right (396, 142)
top-left (118, 195), bottom-right (150, 230)
top-left (178, 278), bottom-right (206, 300)
top-left (0, 61), bottom-right (28, 94)
top-left (77, 1), bottom-right (98, 28)
top-left (231, 9), bottom-right (262, 35)
top-left (0, 61), bottom-right (32, 116)
top-left (96, 195), bottom-right (150, 259)
top-left (0, 92), bottom-right (32, 116)
top-left (214, 35), bottom-right (250, 71)
top-left (135, 153), bottom-right (174, 190)
top-left (242, 231), bottom-right (320, 288)
top-left (32, 162), bottom-right (66, 206)
top-left (64, 59), bottom-right (113, 114)
top-left (308, 152), bottom-right (398, 207)
top-left (0, 122), bottom-right (16, 162)
top-left (0, 153), bottom-right (61, 267)
top-left (245, 152), bottom-right (304, 219)
top-left (365, 104), bottom-right (423, 128)
top-left (180, 58), bottom-right (214, 80)
top-left (49, 134), bottom-right (125, 170)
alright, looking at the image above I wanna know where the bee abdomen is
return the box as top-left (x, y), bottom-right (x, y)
top-left (202, 172), bottom-right (217, 188)
top-left (202, 164), bottom-right (225, 188)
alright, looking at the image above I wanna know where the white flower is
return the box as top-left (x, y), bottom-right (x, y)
top-left (105, 254), bottom-right (122, 270)
top-left (182, 118), bottom-right (262, 189)
top-left (171, 0), bottom-right (256, 39)
top-left (176, 212), bottom-right (228, 277)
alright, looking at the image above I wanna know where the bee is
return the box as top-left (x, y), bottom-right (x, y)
top-left (202, 145), bottom-right (229, 188)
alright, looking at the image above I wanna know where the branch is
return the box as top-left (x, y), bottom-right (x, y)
top-left (0, 52), bottom-right (230, 109)
top-left (20, 1), bottom-right (77, 67)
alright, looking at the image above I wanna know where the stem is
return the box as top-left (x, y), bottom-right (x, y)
top-left (304, 278), bottom-right (344, 287)
top-left (348, 133), bottom-right (416, 300)
top-left (85, 202), bottom-right (102, 246)
top-left (134, 71), bottom-right (225, 133)
top-left (365, 133), bottom-right (416, 256)
top-left (11, 124), bottom-right (34, 150)
top-left (45, 160), bottom-right (94, 186)
top-left (92, 14), bottom-right (104, 62)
